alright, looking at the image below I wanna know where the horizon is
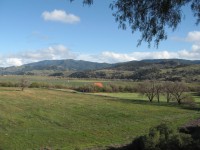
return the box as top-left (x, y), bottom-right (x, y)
top-left (1, 58), bottom-right (200, 68)
top-left (0, 0), bottom-right (200, 67)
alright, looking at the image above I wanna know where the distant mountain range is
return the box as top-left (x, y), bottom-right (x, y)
top-left (0, 59), bottom-right (112, 75)
top-left (110, 59), bottom-right (200, 71)
top-left (0, 59), bottom-right (200, 82)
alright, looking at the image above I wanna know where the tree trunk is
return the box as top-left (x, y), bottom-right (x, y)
top-left (178, 99), bottom-right (181, 105)
top-left (166, 93), bottom-right (170, 103)
top-left (157, 94), bottom-right (160, 103)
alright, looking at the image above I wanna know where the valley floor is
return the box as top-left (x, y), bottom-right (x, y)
top-left (0, 87), bottom-right (199, 149)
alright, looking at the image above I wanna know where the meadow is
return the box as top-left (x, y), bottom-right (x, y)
top-left (0, 75), bottom-right (134, 88)
top-left (0, 81), bottom-right (199, 149)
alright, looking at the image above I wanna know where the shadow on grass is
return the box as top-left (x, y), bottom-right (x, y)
top-left (95, 94), bottom-right (200, 112)
top-left (106, 145), bottom-right (135, 150)
top-left (191, 92), bottom-right (200, 97)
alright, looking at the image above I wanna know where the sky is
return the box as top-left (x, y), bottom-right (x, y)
top-left (0, 0), bottom-right (200, 67)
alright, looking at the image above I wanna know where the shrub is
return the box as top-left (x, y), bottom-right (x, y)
top-left (108, 123), bottom-right (199, 150)
top-left (182, 95), bottom-right (196, 107)
top-left (29, 82), bottom-right (41, 88)
top-left (102, 85), bottom-right (113, 92)
top-left (0, 82), bottom-right (15, 87)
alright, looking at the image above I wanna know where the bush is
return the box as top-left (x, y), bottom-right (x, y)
top-left (29, 82), bottom-right (51, 89)
top-left (102, 85), bottom-right (113, 92)
top-left (74, 85), bottom-right (101, 93)
top-left (182, 95), bottom-right (196, 107)
top-left (108, 123), bottom-right (199, 150)
top-left (29, 82), bottom-right (41, 88)
top-left (0, 82), bottom-right (19, 87)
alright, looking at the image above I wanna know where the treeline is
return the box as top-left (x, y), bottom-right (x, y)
top-left (74, 84), bottom-right (136, 93)
top-left (0, 81), bottom-right (68, 90)
top-left (0, 80), bottom-right (136, 93)
top-left (68, 65), bottom-right (200, 82)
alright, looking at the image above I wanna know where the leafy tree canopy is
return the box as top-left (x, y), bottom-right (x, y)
top-left (70, 0), bottom-right (200, 47)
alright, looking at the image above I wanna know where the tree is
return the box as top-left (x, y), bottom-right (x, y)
top-left (19, 76), bottom-right (29, 91)
top-left (138, 80), bottom-right (156, 102)
top-left (168, 82), bottom-right (189, 104)
top-left (162, 81), bottom-right (174, 103)
top-left (70, 0), bottom-right (200, 47)
top-left (154, 83), bottom-right (163, 103)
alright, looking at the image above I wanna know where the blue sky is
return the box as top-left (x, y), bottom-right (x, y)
top-left (0, 0), bottom-right (200, 67)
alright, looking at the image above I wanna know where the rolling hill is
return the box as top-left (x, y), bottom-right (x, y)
top-left (0, 59), bottom-right (200, 82)
top-left (0, 59), bottom-right (113, 75)
top-left (69, 59), bottom-right (200, 82)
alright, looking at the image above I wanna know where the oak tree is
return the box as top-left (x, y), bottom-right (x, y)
top-left (138, 80), bottom-right (157, 102)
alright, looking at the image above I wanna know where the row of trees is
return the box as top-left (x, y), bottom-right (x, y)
top-left (138, 81), bottom-right (192, 105)
top-left (1, 77), bottom-right (196, 105)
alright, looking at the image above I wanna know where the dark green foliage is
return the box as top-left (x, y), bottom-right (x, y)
top-left (180, 118), bottom-right (200, 140)
top-left (110, 0), bottom-right (187, 46)
top-left (70, 0), bottom-right (93, 5)
top-left (69, 59), bottom-right (200, 82)
top-left (29, 82), bottom-right (53, 89)
top-left (108, 123), bottom-right (200, 150)
top-left (0, 82), bottom-right (19, 87)
top-left (130, 68), bottom-right (161, 80)
top-left (49, 72), bottom-right (64, 77)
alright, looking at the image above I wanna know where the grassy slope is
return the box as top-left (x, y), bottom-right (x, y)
top-left (0, 88), bottom-right (199, 150)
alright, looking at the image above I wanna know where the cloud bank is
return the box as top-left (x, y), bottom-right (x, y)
top-left (42, 9), bottom-right (80, 24)
top-left (1, 31), bottom-right (200, 67)
top-left (1, 44), bottom-right (199, 67)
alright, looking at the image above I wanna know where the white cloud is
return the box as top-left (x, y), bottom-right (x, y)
top-left (0, 58), bottom-right (23, 67)
top-left (1, 45), bottom-right (199, 67)
top-left (192, 44), bottom-right (200, 52)
top-left (42, 9), bottom-right (80, 24)
top-left (186, 31), bottom-right (200, 42)
top-left (0, 45), bottom-right (77, 67)
top-left (101, 52), bottom-right (136, 62)
top-left (77, 47), bottom-right (199, 64)
top-left (178, 44), bottom-right (200, 59)
top-left (171, 31), bottom-right (200, 43)
top-left (19, 45), bottom-right (77, 63)
top-left (1, 30), bottom-right (200, 67)
top-left (1, 43), bottom-right (200, 67)
top-left (93, 51), bottom-right (178, 63)
top-left (170, 31), bottom-right (200, 59)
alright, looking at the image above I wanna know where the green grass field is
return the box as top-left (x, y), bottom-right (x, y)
top-left (0, 75), bottom-right (136, 89)
top-left (0, 87), bottom-right (199, 150)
